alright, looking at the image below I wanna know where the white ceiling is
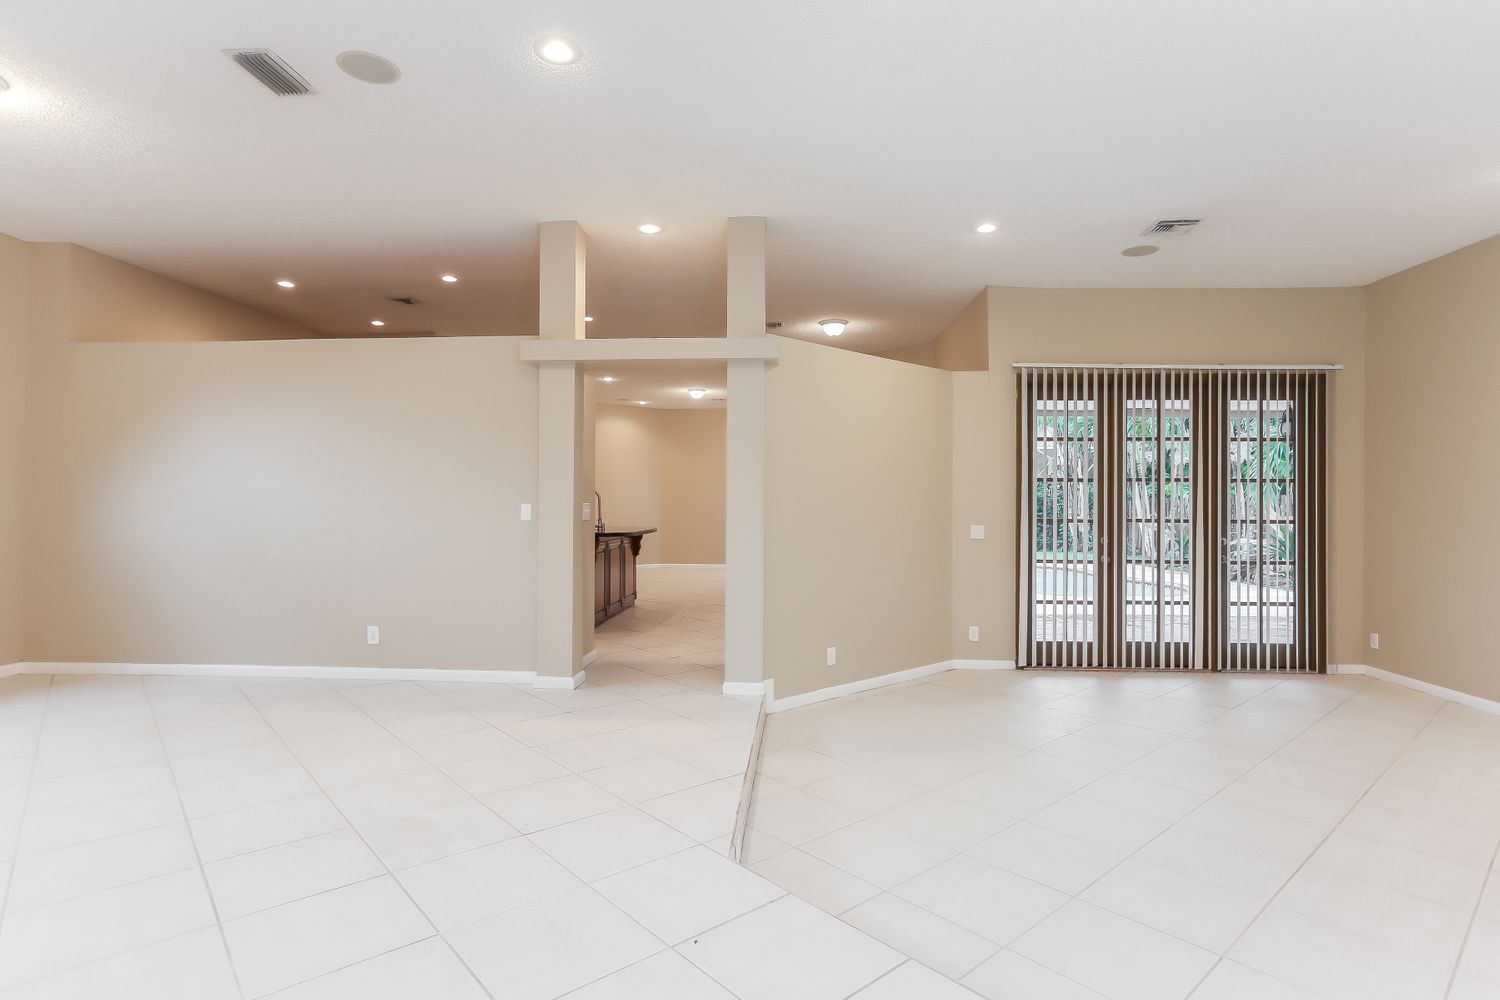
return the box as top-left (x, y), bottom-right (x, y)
top-left (5, 1), bottom-right (1500, 352)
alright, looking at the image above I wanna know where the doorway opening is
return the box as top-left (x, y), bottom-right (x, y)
top-left (590, 365), bottom-right (728, 690)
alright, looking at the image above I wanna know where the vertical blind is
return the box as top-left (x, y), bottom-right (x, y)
top-left (1016, 365), bottom-right (1330, 672)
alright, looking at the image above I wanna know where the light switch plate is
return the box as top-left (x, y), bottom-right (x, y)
top-left (366, 625), bottom-right (380, 645)
top-left (969, 524), bottom-right (985, 540)
top-left (1369, 632), bottom-right (1380, 650)
top-left (581, 502), bottom-right (592, 522)
top-left (520, 503), bottom-right (532, 521)
top-left (968, 626), bottom-right (979, 642)
top-left (826, 646), bottom-right (837, 667)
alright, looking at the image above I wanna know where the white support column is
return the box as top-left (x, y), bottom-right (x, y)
top-left (724, 217), bottom-right (768, 690)
top-left (725, 359), bottom-right (766, 687)
top-left (726, 217), bottom-right (766, 338)
top-left (539, 221), bottom-right (587, 341)
top-left (535, 222), bottom-right (589, 687)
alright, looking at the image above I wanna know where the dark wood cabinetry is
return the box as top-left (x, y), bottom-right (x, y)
top-left (594, 529), bottom-right (655, 626)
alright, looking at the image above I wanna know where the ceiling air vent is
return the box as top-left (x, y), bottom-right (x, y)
top-left (1141, 218), bottom-right (1202, 237)
top-left (225, 49), bottom-right (314, 96)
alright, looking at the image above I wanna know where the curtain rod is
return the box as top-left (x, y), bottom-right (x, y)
top-left (1011, 363), bottom-right (1343, 372)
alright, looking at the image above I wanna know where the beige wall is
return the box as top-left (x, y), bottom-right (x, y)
top-left (64, 244), bottom-right (323, 342)
top-left (594, 405), bottom-right (726, 564)
top-left (956, 287), bottom-right (1368, 666)
top-left (876, 289), bottom-right (989, 372)
top-left (1365, 235), bottom-right (1500, 701)
top-left (765, 339), bottom-right (953, 698)
top-left (23, 332), bottom-right (540, 670)
top-left (0, 236), bottom-right (29, 664)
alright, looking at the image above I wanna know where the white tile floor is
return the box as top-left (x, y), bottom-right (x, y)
top-left (0, 571), bottom-right (800, 999)
top-left (746, 668), bottom-right (1500, 1000)
top-left (5, 572), bottom-right (1499, 1000)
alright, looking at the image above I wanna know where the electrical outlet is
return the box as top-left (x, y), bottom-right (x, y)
top-left (1369, 632), bottom-right (1380, 650)
top-left (969, 524), bottom-right (985, 540)
top-left (581, 502), bottom-right (592, 522)
top-left (366, 625), bottom-right (380, 645)
top-left (968, 626), bottom-right (980, 642)
top-left (826, 646), bottom-right (837, 667)
top-left (520, 503), bottom-right (532, 521)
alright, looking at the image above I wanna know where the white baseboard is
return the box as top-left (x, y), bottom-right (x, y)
top-left (0, 662), bottom-right (20, 679)
top-left (14, 661), bottom-right (553, 688)
top-left (637, 563), bottom-right (726, 569)
top-left (721, 680), bottom-right (765, 698)
top-left (533, 669), bottom-right (588, 690)
top-left (952, 659), bottom-right (1018, 671)
top-left (581, 649), bottom-right (599, 668)
top-left (766, 658), bottom-right (1016, 714)
top-left (1332, 663), bottom-right (1500, 716)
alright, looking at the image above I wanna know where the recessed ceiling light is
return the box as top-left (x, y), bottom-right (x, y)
top-left (1121, 245), bottom-right (1160, 257)
top-left (275, 279), bottom-right (296, 289)
top-left (687, 389), bottom-right (707, 400)
top-left (975, 223), bottom-right (997, 234)
top-left (819, 318), bottom-right (849, 337)
top-left (440, 274), bottom-right (459, 283)
top-left (637, 224), bottom-right (662, 235)
top-left (370, 319), bottom-right (385, 327)
top-left (635, 400), bottom-right (649, 406)
top-left (336, 51), bottom-right (402, 85)
top-left (584, 315), bottom-right (594, 322)
top-left (536, 36), bottom-right (581, 65)
top-left (597, 375), bottom-right (619, 382)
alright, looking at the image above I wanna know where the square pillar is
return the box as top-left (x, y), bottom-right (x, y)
top-left (535, 221), bottom-right (589, 687)
top-left (540, 221), bottom-right (587, 341)
top-left (726, 217), bottom-right (766, 338)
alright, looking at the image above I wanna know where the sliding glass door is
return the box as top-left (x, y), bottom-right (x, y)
top-left (1018, 366), bottom-right (1327, 672)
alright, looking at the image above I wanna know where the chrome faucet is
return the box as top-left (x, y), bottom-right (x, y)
top-left (594, 491), bottom-right (605, 532)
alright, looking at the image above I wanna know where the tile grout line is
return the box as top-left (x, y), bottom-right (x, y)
top-left (0, 675), bottom-right (53, 976)
top-left (232, 677), bottom-right (497, 1000)
top-left (1182, 689), bottom-right (1451, 998)
top-left (140, 675), bottom-right (252, 1000)
top-left (1443, 797), bottom-right (1500, 999)
top-left (749, 671), bottom-right (1368, 997)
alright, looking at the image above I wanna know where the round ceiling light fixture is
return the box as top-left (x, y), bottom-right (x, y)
top-left (818, 318), bottom-right (849, 337)
top-left (275, 279), bottom-right (296, 289)
top-left (584, 315), bottom-right (594, 322)
top-left (634, 400), bottom-right (649, 406)
top-left (687, 388), bottom-right (707, 400)
top-left (536, 36), bottom-right (581, 65)
top-left (370, 319), bottom-right (386, 327)
top-left (1121, 245), bottom-right (1160, 257)
top-left (597, 375), bottom-right (619, 382)
top-left (336, 51), bottom-right (402, 85)
top-left (637, 223), bottom-right (662, 235)
top-left (440, 274), bottom-right (459, 283)
top-left (975, 223), bottom-right (997, 234)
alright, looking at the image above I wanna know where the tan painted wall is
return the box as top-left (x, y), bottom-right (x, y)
top-left (594, 405), bottom-right (726, 564)
top-left (64, 244), bottom-right (323, 342)
top-left (875, 289), bottom-right (988, 372)
top-left (956, 287), bottom-right (1368, 666)
top-left (877, 341), bottom-right (940, 367)
top-left (0, 236), bottom-right (29, 664)
top-left (765, 338), bottom-right (953, 698)
top-left (1365, 235), bottom-right (1500, 701)
top-left (24, 334), bottom-right (540, 670)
